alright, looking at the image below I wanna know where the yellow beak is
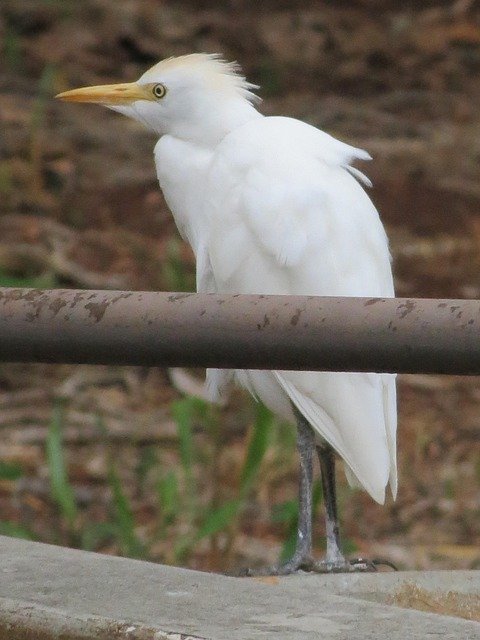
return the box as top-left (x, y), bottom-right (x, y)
top-left (56, 82), bottom-right (153, 104)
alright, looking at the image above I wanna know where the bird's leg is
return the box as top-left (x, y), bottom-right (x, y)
top-left (242, 410), bottom-right (383, 576)
top-left (313, 444), bottom-right (380, 573)
top-left (275, 413), bottom-right (376, 573)
top-left (276, 408), bottom-right (316, 573)
top-left (314, 444), bottom-right (347, 569)
top-left (242, 407), bottom-right (316, 576)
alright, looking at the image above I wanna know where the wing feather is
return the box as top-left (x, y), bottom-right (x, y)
top-left (204, 116), bottom-right (397, 501)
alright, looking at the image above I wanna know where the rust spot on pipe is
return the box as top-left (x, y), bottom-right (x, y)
top-left (111, 292), bottom-right (134, 303)
top-left (69, 292), bottom-right (88, 308)
top-left (397, 300), bottom-right (416, 319)
top-left (291, 308), bottom-right (302, 326)
top-left (24, 289), bottom-right (45, 302)
top-left (49, 299), bottom-right (67, 315)
top-left (168, 293), bottom-right (192, 302)
top-left (85, 301), bottom-right (109, 322)
top-left (257, 314), bottom-right (271, 330)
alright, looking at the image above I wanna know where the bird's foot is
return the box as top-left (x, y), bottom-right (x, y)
top-left (311, 557), bottom-right (398, 573)
top-left (312, 557), bottom-right (376, 573)
top-left (240, 554), bottom-right (317, 577)
top-left (240, 556), bottom-right (397, 577)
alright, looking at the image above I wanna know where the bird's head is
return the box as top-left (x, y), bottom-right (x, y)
top-left (56, 53), bottom-right (259, 145)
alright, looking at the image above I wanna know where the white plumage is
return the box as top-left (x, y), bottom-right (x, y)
top-left (57, 53), bottom-right (397, 569)
top-left (154, 87), bottom-right (397, 506)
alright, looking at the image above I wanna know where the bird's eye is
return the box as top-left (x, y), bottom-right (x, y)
top-left (152, 83), bottom-right (167, 99)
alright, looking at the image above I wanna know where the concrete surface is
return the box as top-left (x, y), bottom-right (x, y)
top-left (0, 536), bottom-right (478, 639)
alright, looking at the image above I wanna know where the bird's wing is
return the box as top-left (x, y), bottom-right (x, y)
top-left (207, 117), bottom-right (394, 296)
top-left (205, 116), bottom-right (397, 502)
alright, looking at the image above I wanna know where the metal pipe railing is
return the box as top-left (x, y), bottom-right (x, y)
top-left (0, 288), bottom-right (478, 374)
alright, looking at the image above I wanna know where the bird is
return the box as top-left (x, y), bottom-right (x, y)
top-left (56, 53), bottom-right (397, 574)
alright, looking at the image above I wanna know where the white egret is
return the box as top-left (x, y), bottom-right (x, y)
top-left (57, 54), bottom-right (397, 574)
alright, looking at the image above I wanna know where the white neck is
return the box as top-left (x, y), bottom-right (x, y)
top-left (165, 97), bottom-right (263, 147)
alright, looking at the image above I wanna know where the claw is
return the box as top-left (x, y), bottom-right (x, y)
top-left (349, 557), bottom-right (378, 572)
top-left (240, 555), bottom-right (396, 576)
top-left (371, 558), bottom-right (398, 571)
top-left (349, 557), bottom-right (398, 572)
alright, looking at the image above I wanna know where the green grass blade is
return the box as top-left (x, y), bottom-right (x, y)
top-left (136, 446), bottom-right (158, 492)
top-left (171, 398), bottom-right (195, 472)
top-left (156, 470), bottom-right (179, 527)
top-left (0, 461), bottom-right (23, 481)
top-left (31, 64), bottom-right (57, 132)
top-left (107, 461), bottom-right (144, 559)
top-left (171, 397), bottom-right (203, 506)
top-left (46, 399), bottom-right (78, 528)
top-left (280, 521), bottom-right (298, 563)
top-left (195, 499), bottom-right (241, 542)
top-left (4, 26), bottom-right (23, 73)
top-left (239, 403), bottom-right (273, 495)
top-left (272, 499), bottom-right (298, 563)
top-left (271, 499), bottom-right (298, 524)
top-left (0, 270), bottom-right (58, 289)
top-left (162, 237), bottom-right (195, 292)
top-left (0, 521), bottom-right (34, 540)
top-left (80, 522), bottom-right (117, 552)
top-left (173, 535), bottom-right (195, 564)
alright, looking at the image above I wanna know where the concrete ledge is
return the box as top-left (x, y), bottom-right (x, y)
top-left (0, 536), bottom-right (478, 639)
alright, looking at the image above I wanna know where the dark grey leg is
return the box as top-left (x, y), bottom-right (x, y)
top-left (316, 444), bottom-right (346, 567)
top-left (277, 409), bottom-right (315, 573)
top-left (242, 408), bottom-right (384, 576)
top-left (313, 443), bottom-right (383, 572)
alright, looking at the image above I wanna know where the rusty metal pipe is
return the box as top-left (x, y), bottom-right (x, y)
top-left (0, 288), bottom-right (478, 374)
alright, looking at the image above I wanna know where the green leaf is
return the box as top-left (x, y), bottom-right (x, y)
top-left (46, 399), bottom-right (78, 527)
top-left (0, 461), bottom-right (23, 481)
top-left (195, 499), bottom-right (241, 541)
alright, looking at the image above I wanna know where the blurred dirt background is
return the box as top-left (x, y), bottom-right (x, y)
top-left (0, 0), bottom-right (479, 572)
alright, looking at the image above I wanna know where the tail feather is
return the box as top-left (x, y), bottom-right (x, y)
top-left (274, 371), bottom-right (396, 504)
